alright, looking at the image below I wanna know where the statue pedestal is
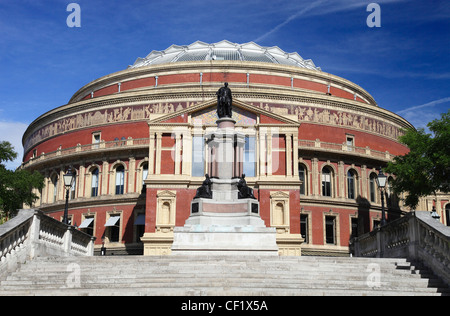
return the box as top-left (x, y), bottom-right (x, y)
top-left (172, 199), bottom-right (278, 255)
top-left (172, 117), bottom-right (278, 256)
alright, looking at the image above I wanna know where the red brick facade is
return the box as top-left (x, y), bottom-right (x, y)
top-left (22, 57), bottom-right (413, 256)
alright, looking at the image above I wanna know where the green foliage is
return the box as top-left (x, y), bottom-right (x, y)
top-left (0, 141), bottom-right (44, 221)
top-left (386, 110), bottom-right (450, 209)
top-left (0, 141), bottom-right (17, 168)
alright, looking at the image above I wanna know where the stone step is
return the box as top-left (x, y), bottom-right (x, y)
top-left (2, 255), bottom-right (448, 296)
top-left (3, 274), bottom-right (446, 291)
top-left (0, 287), bottom-right (445, 297)
top-left (6, 266), bottom-right (437, 280)
top-left (2, 281), bottom-right (446, 296)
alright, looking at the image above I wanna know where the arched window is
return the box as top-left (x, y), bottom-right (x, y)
top-left (142, 162), bottom-right (148, 192)
top-left (70, 169), bottom-right (77, 200)
top-left (115, 165), bottom-right (125, 195)
top-left (322, 166), bottom-right (332, 197)
top-left (51, 174), bottom-right (59, 202)
top-left (347, 169), bottom-right (357, 199)
top-left (91, 168), bottom-right (99, 197)
top-left (299, 164), bottom-right (307, 195)
top-left (369, 173), bottom-right (377, 203)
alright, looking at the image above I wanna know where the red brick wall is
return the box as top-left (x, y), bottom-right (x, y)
top-left (24, 121), bottom-right (149, 162)
top-left (83, 72), bottom-right (366, 104)
top-left (299, 123), bottom-right (409, 156)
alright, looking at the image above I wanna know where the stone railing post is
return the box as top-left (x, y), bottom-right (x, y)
top-left (407, 213), bottom-right (419, 261)
top-left (87, 237), bottom-right (96, 256)
top-left (28, 210), bottom-right (42, 259)
top-left (63, 226), bottom-right (74, 254)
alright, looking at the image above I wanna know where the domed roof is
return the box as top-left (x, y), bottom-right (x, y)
top-left (129, 40), bottom-right (321, 71)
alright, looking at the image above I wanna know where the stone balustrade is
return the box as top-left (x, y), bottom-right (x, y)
top-left (21, 137), bottom-right (150, 168)
top-left (22, 137), bottom-right (393, 170)
top-left (353, 211), bottom-right (450, 286)
top-left (0, 209), bottom-right (95, 280)
top-left (298, 139), bottom-right (392, 161)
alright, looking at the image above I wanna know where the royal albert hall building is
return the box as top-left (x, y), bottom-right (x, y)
top-left (21, 41), bottom-right (417, 256)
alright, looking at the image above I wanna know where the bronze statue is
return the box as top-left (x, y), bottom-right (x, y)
top-left (194, 174), bottom-right (212, 199)
top-left (237, 174), bottom-right (256, 199)
top-left (216, 82), bottom-right (232, 118)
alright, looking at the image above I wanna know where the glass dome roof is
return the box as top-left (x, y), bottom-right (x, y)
top-left (129, 40), bottom-right (321, 71)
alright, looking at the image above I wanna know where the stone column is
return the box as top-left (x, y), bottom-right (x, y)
top-left (286, 133), bottom-right (292, 177)
top-left (148, 132), bottom-right (155, 175)
top-left (311, 158), bottom-right (319, 196)
top-left (293, 133), bottom-right (299, 177)
top-left (155, 132), bottom-right (162, 175)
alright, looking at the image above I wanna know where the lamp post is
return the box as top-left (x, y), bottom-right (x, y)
top-left (62, 168), bottom-right (76, 225)
top-left (101, 236), bottom-right (107, 256)
top-left (431, 198), bottom-right (441, 221)
top-left (375, 169), bottom-right (387, 227)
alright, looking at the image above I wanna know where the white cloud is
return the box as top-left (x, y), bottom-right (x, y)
top-left (252, 0), bottom-right (409, 42)
top-left (396, 97), bottom-right (450, 131)
top-left (397, 97), bottom-right (450, 115)
top-left (0, 121), bottom-right (28, 170)
top-left (253, 0), bottom-right (328, 42)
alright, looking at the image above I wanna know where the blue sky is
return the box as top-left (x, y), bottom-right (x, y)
top-left (0, 0), bottom-right (449, 169)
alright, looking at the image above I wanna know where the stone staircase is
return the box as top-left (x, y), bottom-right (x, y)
top-left (1, 256), bottom-right (449, 296)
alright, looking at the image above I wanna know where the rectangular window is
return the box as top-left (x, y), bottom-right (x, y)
top-left (192, 136), bottom-right (205, 177)
top-left (79, 216), bottom-right (95, 236)
top-left (300, 214), bottom-right (309, 243)
top-left (134, 213), bottom-right (146, 242)
top-left (243, 136), bottom-right (256, 177)
top-left (351, 217), bottom-right (358, 239)
top-left (92, 132), bottom-right (101, 149)
top-left (325, 216), bottom-right (336, 244)
top-left (346, 135), bottom-right (354, 151)
top-left (105, 215), bottom-right (121, 243)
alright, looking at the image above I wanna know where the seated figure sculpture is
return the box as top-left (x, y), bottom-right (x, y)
top-left (237, 174), bottom-right (256, 199)
top-left (194, 174), bottom-right (212, 199)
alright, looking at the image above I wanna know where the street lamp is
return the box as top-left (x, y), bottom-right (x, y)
top-left (375, 168), bottom-right (387, 227)
top-left (62, 168), bottom-right (76, 225)
top-left (431, 198), bottom-right (441, 221)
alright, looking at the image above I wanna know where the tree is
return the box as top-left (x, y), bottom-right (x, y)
top-left (386, 110), bottom-right (450, 209)
top-left (0, 141), bottom-right (45, 222)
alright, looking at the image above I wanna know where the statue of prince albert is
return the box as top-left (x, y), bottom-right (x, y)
top-left (216, 82), bottom-right (232, 118)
